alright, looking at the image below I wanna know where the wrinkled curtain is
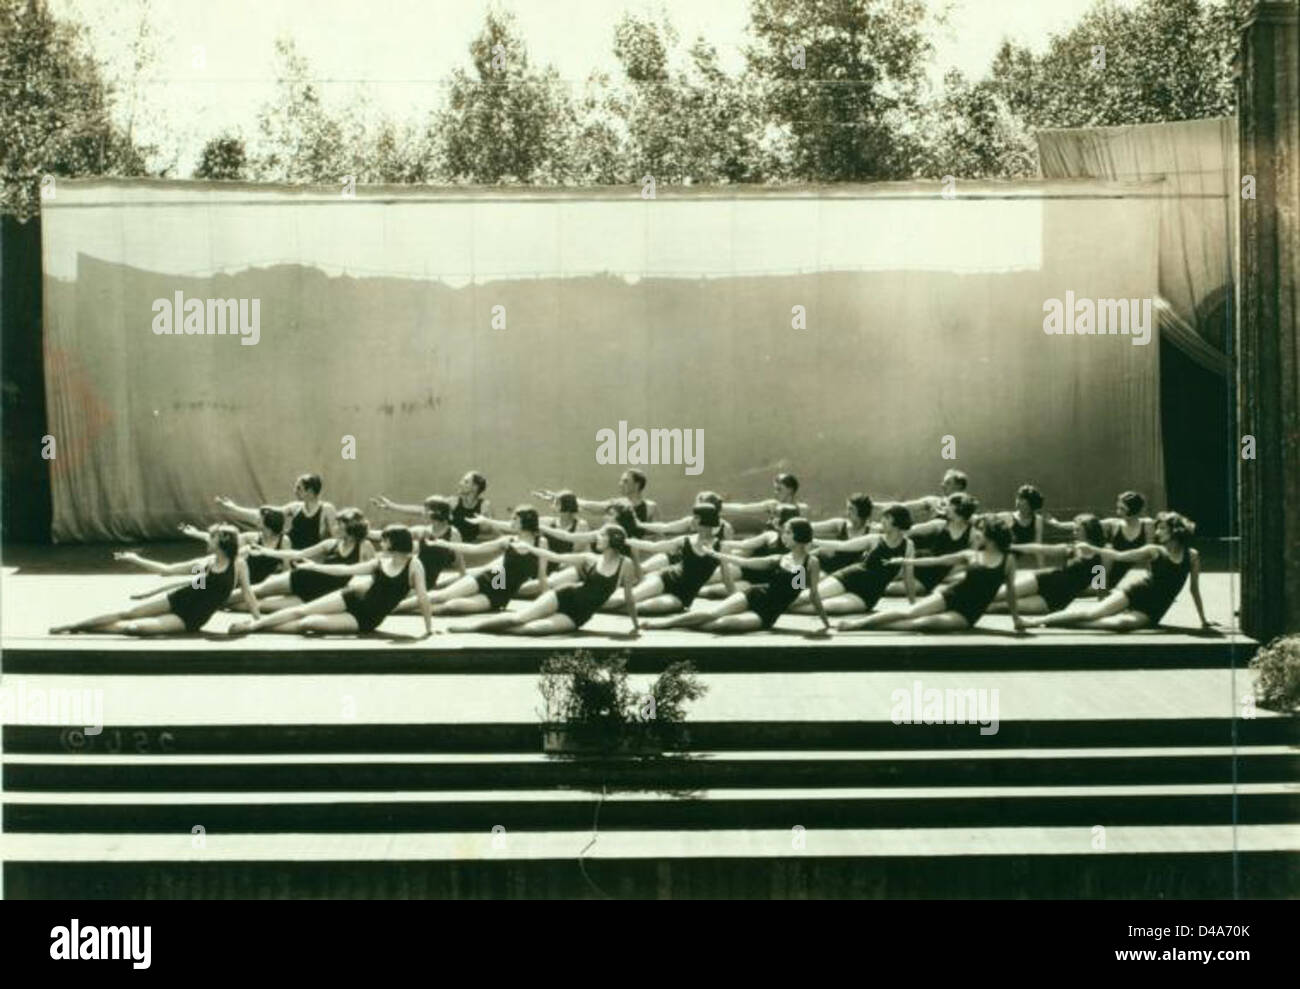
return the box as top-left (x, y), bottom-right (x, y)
top-left (1037, 117), bottom-right (1236, 372)
top-left (42, 180), bottom-right (1164, 541)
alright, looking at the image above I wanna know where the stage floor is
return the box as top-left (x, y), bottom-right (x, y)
top-left (0, 558), bottom-right (1246, 655)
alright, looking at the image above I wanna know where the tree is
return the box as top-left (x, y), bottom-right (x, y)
top-left (608, 15), bottom-right (762, 185)
top-left (920, 69), bottom-right (1038, 179)
top-left (988, 0), bottom-right (1247, 130)
top-left (0, 0), bottom-right (151, 218)
top-left (433, 10), bottom-right (578, 184)
top-left (193, 133), bottom-right (248, 180)
top-left (745, 0), bottom-right (936, 182)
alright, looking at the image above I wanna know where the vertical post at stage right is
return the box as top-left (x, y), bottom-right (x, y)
top-left (1237, 0), bottom-right (1300, 638)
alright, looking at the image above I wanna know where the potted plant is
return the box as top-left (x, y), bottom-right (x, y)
top-left (538, 650), bottom-right (707, 756)
top-left (1250, 634), bottom-right (1300, 712)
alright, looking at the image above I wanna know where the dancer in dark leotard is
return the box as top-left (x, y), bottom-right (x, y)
top-left (447, 525), bottom-right (639, 635)
top-left (372, 471), bottom-right (493, 543)
top-left (230, 526), bottom-right (432, 636)
top-left (600, 503), bottom-right (732, 615)
top-left (389, 497), bottom-right (466, 612)
top-left (722, 472), bottom-right (810, 521)
top-left (1102, 490), bottom-right (1155, 587)
top-left (613, 491), bottom-right (737, 579)
top-left (839, 516), bottom-right (1023, 632)
top-left (792, 504), bottom-right (916, 615)
top-left (809, 493), bottom-right (877, 572)
top-left (697, 503), bottom-right (801, 599)
top-left (1023, 512), bottom-right (1212, 632)
top-left (177, 506), bottom-right (288, 595)
top-left (51, 526), bottom-right (257, 635)
top-left (215, 473), bottom-right (337, 551)
top-left (893, 492), bottom-right (978, 594)
top-left (239, 508), bottom-right (374, 612)
top-left (418, 506), bottom-right (548, 615)
top-left (989, 514), bottom-right (1108, 614)
top-left (644, 518), bottom-right (831, 634)
top-left (536, 470), bottom-right (659, 529)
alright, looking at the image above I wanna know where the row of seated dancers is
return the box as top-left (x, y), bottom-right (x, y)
top-left (50, 467), bottom-right (1213, 638)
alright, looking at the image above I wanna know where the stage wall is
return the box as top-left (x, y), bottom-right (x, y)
top-left (40, 180), bottom-right (1163, 541)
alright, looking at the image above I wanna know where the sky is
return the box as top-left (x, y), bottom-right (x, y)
top-left (53, 0), bottom-right (1140, 174)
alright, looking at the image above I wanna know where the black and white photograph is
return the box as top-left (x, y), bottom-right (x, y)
top-left (0, 0), bottom-right (1297, 958)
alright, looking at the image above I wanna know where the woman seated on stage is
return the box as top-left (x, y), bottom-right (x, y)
top-left (839, 516), bottom-right (1022, 633)
top-left (600, 503), bottom-right (733, 615)
top-left (417, 505), bottom-right (549, 615)
top-left (51, 525), bottom-right (256, 636)
top-left (372, 470), bottom-right (493, 542)
top-left (1022, 512), bottom-right (1212, 632)
top-left (888, 492), bottom-right (978, 595)
top-left (721, 472), bottom-right (809, 520)
top-left (215, 472), bottom-right (337, 550)
top-left (809, 493), bottom-right (880, 573)
top-left (517, 500), bottom-right (645, 590)
top-left (1102, 490), bottom-right (1156, 586)
top-left (988, 513), bottom-right (1108, 614)
top-left (236, 508), bottom-right (374, 612)
top-left (696, 503), bottom-right (800, 598)
top-left (446, 525), bottom-right (639, 636)
top-left (791, 504), bottom-right (917, 616)
top-left (534, 469), bottom-right (659, 528)
top-left (643, 518), bottom-right (831, 635)
top-left (181, 505), bottom-right (289, 590)
top-left (386, 497), bottom-right (467, 611)
top-left (229, 526), bottom-right (431, 637)
top-left (604, 492), bottom-right (736, 578)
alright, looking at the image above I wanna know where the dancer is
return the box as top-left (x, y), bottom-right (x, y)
top-left (239, 508), bottom-right (374, 611)
top-left (697, 503), bottom-right (800, 597)
top-left (447, 524), bottom-right (639, 636)
top-left (1102, 490), bottom-right (1155, 586)
top-left (216, 473), bottom-right (337, 550)
top-left (183, 507), bottom-right (288, 585)
top-left (419, 506), bottom-right (549, 615)
top-left (1022, 512), bottom-right (1211, 631)
top-left (791, 504), bottom-right (916, 615)
top-left (390, 497), bottom-right (466, 611)
top-left (535, 469), bottom-right (659, 526)
top-left (51, 525), bottom-right (256, 635)
top-left (809, 493), bottom-right (878, 572)
top-left (838, 516), bottom-right (1022, 632)
top-left (898, 469), bottom-right (970, 523)
top-left (988, 514), bottom-right (1108, 614)
top-left (643, 518), bottom-right (830, 634)
top-left (600, 503), bottom-right (732, 614)
top-left (722, 472), bottom-right (809, 519)
top-left (229, 526), bottom-right (431, 636)
top-left (372, 471), bottom-right (492, 542)
top-left (610, 491), bottom-right (736, 577)
top-left (1002, 484), bottom-right (1047, 566)
top-left (890, 492), bottom-right (979, 594)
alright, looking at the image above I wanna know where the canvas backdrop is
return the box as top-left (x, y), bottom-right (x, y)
top-left (41, 179), bottom-right (1163, 541)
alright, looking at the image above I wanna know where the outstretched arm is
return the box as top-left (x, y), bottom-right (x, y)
top-left (1010, 542), bottom-right (1073, 562)
top-left (213, 496), bottom-right (268, 526)
top-left (370, 495), bottom-right (426, 517)
top-left (814, 533), bottom-right (876, 555)
top-left (706, 548), bottom-right (781, 572)
top-left (297, 558), bottom-right (378, 578)
top-left (903, 550), bottom-right (970, 570)
top-left (516, 543), bottom-right (592, 567)
top-left (113, 550), bottom-right (210, 577)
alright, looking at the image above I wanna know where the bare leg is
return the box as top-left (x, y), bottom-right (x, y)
top-left (793, 576), bottom-right (845, 609)
top-left (1061, 611), bottom-right (1152, 632)
top-left (644, 593), bottom-right (749, 630)
top-left (993, 571), bottom-right (1040, 602)
top-left (888, 611), bottom-right (972, 632)
top-left (449, 592), bottom-right (559, 633)
top-left (229, 592), bottom-right (348, 634)
top-left (793, 593), bottom-right (871, 616)
top-left (501, 614), bottom-right (581, 636)
top-left (296, 613), bottom-right (363, 635)
top-left (699, 612), bottom-right (766, 634)
top-left (603, 574), bottom-right (665, 612)
top-left (1024, 590), bottom-right (1132, 628)
top-left (988, 594), bottom-right (1048, 614)
top-left (431, 594), bottom-right (494, 615)
top-left (51, 597), bottom-right (172, 634)
top-left (632, 593), bottom-right (688, 616)
top-left (839, 592), bottom-right (947, 630)
top-left (426, 574), bottom-right (482, 606)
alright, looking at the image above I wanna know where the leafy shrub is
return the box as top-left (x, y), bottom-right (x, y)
top-left (1250, 634), bottom-right (1300, 711)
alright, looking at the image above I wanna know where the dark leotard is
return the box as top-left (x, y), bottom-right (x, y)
top-left (1109, 522), bottom-right (1148, 585)
top-left (836, 535), bottom-right (908, 609)
top-left (823, 521), bottom-right (865, 574)
top-left (474, 540), bottom-right (536, 610)
top-left (289, 539), bottom-right (361, 601)
top-left (1010, 514), bottom-right (1037, 545)
top-left (247, 534), bottom-right (287, 584)
top-left (659, 534), bottom-right (722, 608)
top-left (744, 554), bottom-right (810, 629)
top-left (167, 558), bottom-right (237, 632)
top-left (546, 519), bottom-right (580, 573)
top-left (288, 505), bottom-right (323, 550)
top-left (418, 536), bottom-right (458, 587)
top-left (940, 555), bottom-right (1007, 626)
top-left (554, 558), bottom-right (624, 628)
top-left (745, 532), bottom-right (787, 585)
top-left (343, 558), bottom-right (411, 633)
top-left (1123, 549), bottom-right (1191, 624)
top-left (915, 523), bottom-right (971, 592)
top-left (451, 497), bottom-right (484, 542)
top-left (1034, 551), bottom-right (1096, 613)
